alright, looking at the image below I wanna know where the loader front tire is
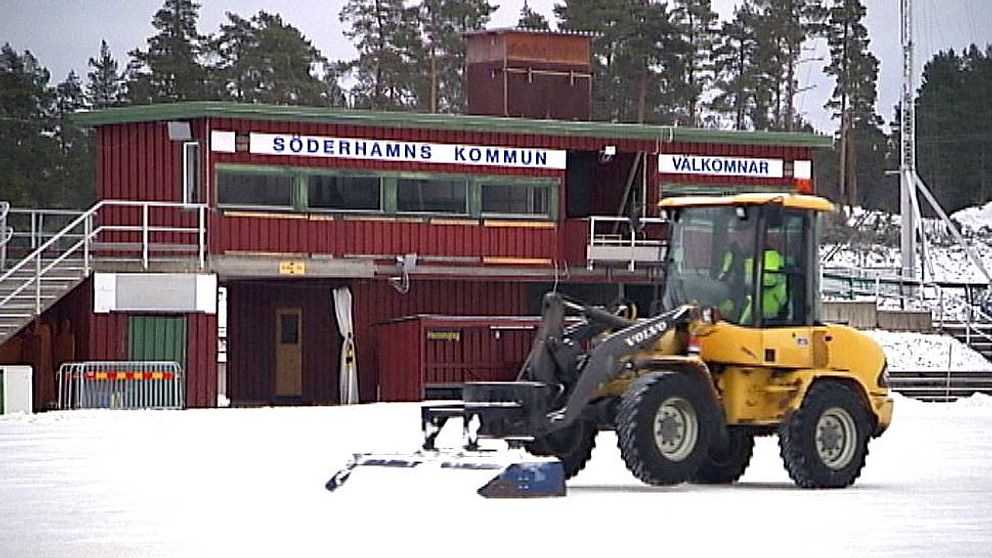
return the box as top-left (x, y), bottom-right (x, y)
top-left (691, 428), bottom-right (754, 484)
top-left (617, 372), bottom-right (714, 486)
top-left (779, 381), bottom-right (871, 488)
top-left (526, 419), bottom-right (597, 480)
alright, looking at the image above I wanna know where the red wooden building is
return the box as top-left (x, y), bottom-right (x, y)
top-left (0, 30), bottom-right (831, 409)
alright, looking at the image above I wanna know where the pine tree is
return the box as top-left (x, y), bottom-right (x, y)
top-left (52, 72), bottom-right (94, 208)
top-left (87, 40), bottom-right (124, 109)
top-left (671, 0), bottom-right (718, 126)
top-left (340, 0), bottom-right (423, 110)
top-left (556, 0), bottom-right (681, 124)
top-left (212, 12), bottom-right (328, 106)
top-left (0, 44), bottom-right (59, 207)
top-left (418, 0), bottom-right (495, 113)
top-left (126, 0), bottom-right (212, 103)
top-left (711, 3), bottom-right (761, 130)
top-left (322, 61), bottom-right (350, 108)
top-left (824, 0), bottom-right (882, 208)
top-left (915, 46), bottom-right (992, 213)
top-left (754, 0), bottom-right (826, 130)
top-left (518, 1), bottom-right (550, 30)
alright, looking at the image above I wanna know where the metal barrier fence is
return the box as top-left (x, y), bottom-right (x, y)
top-left (57, 361), bottom-right (184, 410)
top-left (888, 369), bottom-right (992, 402)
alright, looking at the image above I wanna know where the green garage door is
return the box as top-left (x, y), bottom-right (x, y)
top-left (128, 316), bottom-right (187, 367)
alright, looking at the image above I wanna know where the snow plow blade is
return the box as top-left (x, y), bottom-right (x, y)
top-left (475, 461), bottom-right (566, 498)
top-left (325, 450), bottom-right (566, 498)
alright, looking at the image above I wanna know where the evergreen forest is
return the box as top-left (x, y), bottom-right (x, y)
top-left (0, 0), bottom-right (989, 217)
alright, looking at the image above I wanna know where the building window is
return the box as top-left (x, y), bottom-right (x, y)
top-left (396, 177), bottom-right (468, 215)
top-left (182, 142), bottom-right (201, 204)
top-left (217, 170), bottom-right (294, 208)
top-left (308, 173), bottom-right (381, 211)
top-left (215, 164), bottom-right (557, 220)
top-left (481, 181), bottom-right (551, 217)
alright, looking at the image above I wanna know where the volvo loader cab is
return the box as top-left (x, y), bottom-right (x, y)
top-left (328, 193), bottom-right (894, 496)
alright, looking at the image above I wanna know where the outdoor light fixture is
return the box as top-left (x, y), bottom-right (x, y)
top-left (167, 121), bottom-right (193, 141)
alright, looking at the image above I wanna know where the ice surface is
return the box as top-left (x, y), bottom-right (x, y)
top-left (1, 393), bottom-right (991, 557)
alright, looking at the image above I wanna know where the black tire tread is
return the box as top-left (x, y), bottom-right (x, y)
top-left (526, 421), bottom-right (598, 480)
top-left (616, 372), bottom-right (714, 486)
top-left (779, 381), bottom-right (872, 489)
top-left (691, 429), bottom-right (755, 484)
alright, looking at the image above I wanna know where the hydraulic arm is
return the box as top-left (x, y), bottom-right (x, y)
top-left (421, 292), bottom-right (697, 449)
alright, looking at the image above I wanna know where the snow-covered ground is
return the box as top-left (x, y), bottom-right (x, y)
top-left (1, 392), bottom-right (991, 558)
top-left (5, 201), bottom-right (992, 557)
top-left (868, 330), bottom-right (992, 370)
top-left (822, 201), bottom-right (992, 320)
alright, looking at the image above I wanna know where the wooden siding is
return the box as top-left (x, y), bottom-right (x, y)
top-left (0, 279), bottom-right (216, 409)
top-left (226, 281), bottom-right (338, 405)
top-left (376, 316), bottom-right (538, 402)
top-left (213, 214), bottom-right (560, 260)
top-left (86, 309), bottom-right (217, 409)
top-left (351, 279), bottom-right (530, 401)
top-left (93, 117), bottom-right (813, 268)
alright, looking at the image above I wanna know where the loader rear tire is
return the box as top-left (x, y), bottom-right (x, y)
top-left (616, 372), bottom-right (714, 486)
top-left (779, 381), bottom-right (871, 489)
top-left (691, 428), bottom-right (754, 484)
top-left (526, 419), bottom-right (597, 480)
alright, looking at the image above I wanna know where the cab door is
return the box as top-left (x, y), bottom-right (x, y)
top-left (759, 207), bottom-right (823, 368)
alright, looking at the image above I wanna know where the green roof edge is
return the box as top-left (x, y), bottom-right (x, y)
top-left (72, 101), bottom-right (833, 148)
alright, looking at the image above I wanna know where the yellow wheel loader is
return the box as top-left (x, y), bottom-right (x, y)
top-left (327, 193), bottom-right (893, 497)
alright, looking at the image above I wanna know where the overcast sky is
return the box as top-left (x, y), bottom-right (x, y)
top-left (2, 0), bottom-right (990, 134)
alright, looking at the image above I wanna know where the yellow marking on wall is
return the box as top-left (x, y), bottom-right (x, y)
top-left (222, 211), bottom-right (307, 220)
top-left (427, 330), bottom-right (461, 341)
top-left (482, 256), bottom-right (553, 266)
top-left (279, 261), bottom-right (307, 275)
top-left (483, 220), bottom-right (556, 229)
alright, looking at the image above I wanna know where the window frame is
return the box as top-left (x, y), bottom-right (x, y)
top-left (213, 164), bottom-right (559, 221)
top-left (394, 173), bottom-right (470, 217)
top-left (182, 141), bottom-right (201, 204)
top-left (478, 177), bottom-right (558, 220)
top-left (304, 169), bottom-right (385, 214)
top-left (216, 164), bottom-right (298, 211)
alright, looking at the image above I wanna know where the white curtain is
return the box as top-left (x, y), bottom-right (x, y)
top-left (332, 287), bottom-right (359, 404)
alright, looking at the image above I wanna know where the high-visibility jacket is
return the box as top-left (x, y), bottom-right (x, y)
top-left (738, 249), bottom-right (787, 323)
top-left (718, 249), bottom-right (787, 323)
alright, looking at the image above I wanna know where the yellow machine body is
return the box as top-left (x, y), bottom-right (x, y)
top-left (594, 192), bottom-right (893, 436)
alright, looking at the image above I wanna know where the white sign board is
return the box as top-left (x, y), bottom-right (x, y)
top-left (659, 154), bottom-right (784, 179)
top-left (93, 273), bottom-right (217, 314)
top-left (243, 132), bottom-right (567, 170)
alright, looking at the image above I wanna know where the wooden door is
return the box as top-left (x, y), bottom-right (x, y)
top-left (275, 308), bottom-right (302, 397)
top-left (129, 316), bottom-right (187, 366)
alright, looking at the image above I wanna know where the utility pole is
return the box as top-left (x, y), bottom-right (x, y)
top-left (899, 0), bottom-right (917, 280)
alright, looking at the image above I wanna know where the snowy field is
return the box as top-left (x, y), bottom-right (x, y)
top-left (2, 393), bottom-right (991, 558)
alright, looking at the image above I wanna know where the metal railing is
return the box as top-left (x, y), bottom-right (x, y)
top-left (4, 207), bottom-right (86, 261)
top-left (0, 202), bottom-right (13, 270)
top-left (888, 369), bottom-right (992, 402)
top-left (56, 361), bottom-right (185, 409)
top-left (821, 266), bottom-right (992, 326)
top-left (0, 200), bottom-right (208, 315)
top-left (586, 216), bottom-right (667, 270)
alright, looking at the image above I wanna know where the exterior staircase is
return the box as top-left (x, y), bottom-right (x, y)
top-left (0, 200), bottom-right (208, 345)
top-left (942, 320), bottom-right (992, 362)
top-left (0, 257), bottom-right (89, 342)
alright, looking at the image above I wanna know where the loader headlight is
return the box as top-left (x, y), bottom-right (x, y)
top-left (877, 361), bottom-right (889, 389)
